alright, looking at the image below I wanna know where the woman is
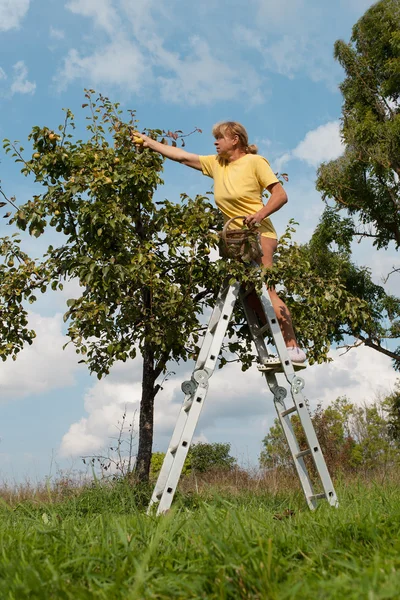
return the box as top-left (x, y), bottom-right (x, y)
top-left (132, 121), bottom-right (306, 365)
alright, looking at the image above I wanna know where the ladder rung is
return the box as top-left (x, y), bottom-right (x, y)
top-left (295, 449), bottom-right (311, 459)
top-left (255, 324), bottom-right (270, 337)
top-left (183, 398), bottom-right (193, 412)
top-left (209, 321), bottom-right (218, 334)
top-left (280, 406), bottom-right (297, 417)
top-left (309, 493), bottom-right (326, 500)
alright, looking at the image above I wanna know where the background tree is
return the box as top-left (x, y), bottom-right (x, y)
top-left (386, 379), bottom-right (400, 442)
top-left (150, 442), bottom-right (237, 478)
top-left (299, 208), bottom-right (400, 368)
top-left (316, 0), bottom-right (400, 250)
top-left (314, 0), bottom-right (400, 366)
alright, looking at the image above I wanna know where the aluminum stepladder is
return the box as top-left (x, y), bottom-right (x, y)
top-left (148, 279), bottom-right (338, 515)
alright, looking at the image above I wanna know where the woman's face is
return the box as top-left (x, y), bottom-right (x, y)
top-left (214, 132), bottom-right (239, 156)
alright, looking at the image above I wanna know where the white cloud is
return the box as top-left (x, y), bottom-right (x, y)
top-left (55, 38), bottom-right (148, 93)
top-left (156, 37), bottom-right (263, 106)
top-left (49, 26), bottom-right (65, 40)
top-left (59, 357), bottom-right (274, 459)
top-left (253, 0), bottom-right (306, 30)
top-left (0, 313), bottom-right (79, 400)
top-left (276, 121), bottom-right (344, 170)
top-left (293, 121), bottom-right (344, 166)
top-left (56, 0), bottom-right (264, 105)
top-left (234, 0), bottom-right (341, 90)
top-left (0, 0), bottom-right (30, 31)
top-left (304, 345), bottom-right (398, 407)
top-left (10, 60), bottom-right (36, 95)
top-left (0, 66), bottom-right (6, 80)
top-left (60, 359), bottom-right (144, 457)
top-left (66, 0), bottom-right (119, 34)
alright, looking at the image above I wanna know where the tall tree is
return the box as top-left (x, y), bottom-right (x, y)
top-left (315, 0), bottom-right (400, 367)
top-left (1, 92), bottom-right (223, 481)
top-left (316, 0), bottom-right (400, 250)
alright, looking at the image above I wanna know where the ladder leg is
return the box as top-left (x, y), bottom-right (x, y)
top-left (267, 376), bottom-right (317, 509)
top-left (240, 287), bottom-right (338, 509)
top-left (148, 282), bottom-right (241, 515)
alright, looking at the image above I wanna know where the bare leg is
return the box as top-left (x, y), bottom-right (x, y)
top-left (246, 237), bottom-right (299, 348)
top-left (260, 237), bottom-right (298, 348)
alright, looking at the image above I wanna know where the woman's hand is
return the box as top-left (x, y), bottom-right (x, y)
top-left (130, 130), bottom-right (151, 148)
top-left (243, 210), bottom-right (265, 228)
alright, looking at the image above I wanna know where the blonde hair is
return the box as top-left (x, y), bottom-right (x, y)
top-left (212, 121), bottom-right (258, 154)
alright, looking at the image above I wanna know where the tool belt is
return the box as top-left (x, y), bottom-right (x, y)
top-left (218, 216), bottom-right (263, 263)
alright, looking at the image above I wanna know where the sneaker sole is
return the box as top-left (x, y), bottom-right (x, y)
top-left (257, 362), bottom-right (307, 373)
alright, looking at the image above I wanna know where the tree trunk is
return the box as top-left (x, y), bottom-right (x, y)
top-left (135, 346), bottom-right (157, 483)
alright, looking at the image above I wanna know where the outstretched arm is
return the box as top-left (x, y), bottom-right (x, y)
top-left (132, 132), bottom-right (202, 171)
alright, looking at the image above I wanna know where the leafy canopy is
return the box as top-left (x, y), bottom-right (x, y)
top-left (316, 0), bottom-right (400, 250)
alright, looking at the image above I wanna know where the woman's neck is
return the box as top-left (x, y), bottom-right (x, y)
top-left (227, 148), bottom-right (247, 163)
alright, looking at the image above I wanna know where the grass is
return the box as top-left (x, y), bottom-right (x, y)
top-left (1, 472), bottom-right (400, 599)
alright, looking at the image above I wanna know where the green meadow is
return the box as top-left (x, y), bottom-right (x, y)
top-left (1, 473), bottom-right (400, 599)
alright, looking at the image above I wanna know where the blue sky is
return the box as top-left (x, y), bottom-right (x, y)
top-left (0, 0), bottom-right (399, 483)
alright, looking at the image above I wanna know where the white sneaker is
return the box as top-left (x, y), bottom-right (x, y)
top-left (286, 346), bottom-right (307, 364)
top-left (258, 347), bottom-right (307, 372)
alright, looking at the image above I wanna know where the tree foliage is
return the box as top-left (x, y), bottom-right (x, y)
top-left (150, 442), bottom-right (237, 478)
top-left (316, 0), bottom-right (400, 250)
top-left (300, 207), bottom-right (400, 368)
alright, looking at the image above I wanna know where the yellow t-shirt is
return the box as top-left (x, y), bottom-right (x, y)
top-left (199, 153), bottom-right (279, 239)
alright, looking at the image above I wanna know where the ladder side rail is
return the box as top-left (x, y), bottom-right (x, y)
top-left (195, 281), bottom-right (240, 370)
top-left (290, 386), bottom-right (338, 507)
top-left (241, 287), bottom-right (337, 508)
top-left (200, 282), bottom-right (241, 375)
top-left (149, 283), bottom-right (241, 515)
top-left (240, 291), bottom-right (317, 508)
top-left (148, 394), bottom-right (193, 511)
top-left (156, 384), bottom-right (208, 514)
top-left (264, 373), bottom-right (317, 509)
top-left (258, 289), bottom-right (298, 384)
top-left (239, 289), bottom-right (270, 364)
top-left (259, 289), bottom-right (338, 506)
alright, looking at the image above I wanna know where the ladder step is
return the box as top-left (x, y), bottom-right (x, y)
top-left (209, 321), bottom-right (218, 334)
top-left (280, 406), bottom-right (297, 418)
top-left (295, 449), bottom-right (311, 459)
top-left (256, 324), bottom-right (270, 337)
top-left (257, 362), bottom-right (307, 373)
top-left (309, 493), bottom-right (326, 500)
